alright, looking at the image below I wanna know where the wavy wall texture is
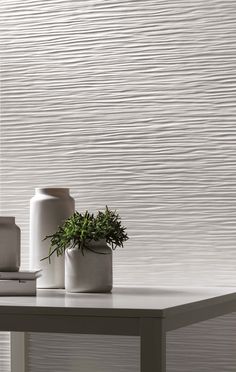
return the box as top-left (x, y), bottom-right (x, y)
top-left (1, 0), bottom-right (236, 371)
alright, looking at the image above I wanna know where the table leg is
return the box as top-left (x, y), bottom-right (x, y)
top-left (140, 318), bottom-right (166, 372)
top-left (10, 332), bottom-right (27, 372)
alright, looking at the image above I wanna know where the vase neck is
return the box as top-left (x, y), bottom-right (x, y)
top-left (35, 188), bottom-right (70, 197)
top-left (0, 217), bottom-right (15, 224)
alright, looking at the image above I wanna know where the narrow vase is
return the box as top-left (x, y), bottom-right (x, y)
top-left (29, 188), bottom-right (75, 288)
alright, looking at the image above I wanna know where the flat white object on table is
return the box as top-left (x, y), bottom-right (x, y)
top-left (0, 270), bottom-right (41, 280)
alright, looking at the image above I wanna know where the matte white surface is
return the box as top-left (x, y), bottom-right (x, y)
top-left (1, 0), bottom-right (236, 371)
top-left (0, 286), bottom-right (234, 316)
top-left (65, 244), bottom-right (113, 293)
top-left (1, 0), bottom-right (236, 287)
top-left (30, 188), bottom-right (75, 288)
top-left (2, 287), bottom-right (235, 372)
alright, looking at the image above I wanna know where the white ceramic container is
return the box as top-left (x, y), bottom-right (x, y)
top-left (65, 240), bottom-right (112, 293)
top-left (29, 188), bottom-right (75, 288)
top-left (0, 217), bottom-right (20, 271)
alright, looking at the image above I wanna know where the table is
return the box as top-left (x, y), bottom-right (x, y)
top-left (1, 286), bottom-right (235, 372)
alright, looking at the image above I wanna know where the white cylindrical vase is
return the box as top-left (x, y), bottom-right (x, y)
top-left (65, 240), bottom-right (112, 293)
top-left (30, 188), bottom-right (75, 288)
top-left (0, 217), bottom-right (20, 271)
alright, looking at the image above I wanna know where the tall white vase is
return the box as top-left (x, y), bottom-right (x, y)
top-left (30, 188), bottom-right (75, 288)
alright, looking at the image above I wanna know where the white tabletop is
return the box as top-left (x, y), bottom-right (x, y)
top-left (0, 286), bottom-right (235, 318)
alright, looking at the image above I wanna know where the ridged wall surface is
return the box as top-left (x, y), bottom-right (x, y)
top-left (1, 0), bottom-right (236, 371)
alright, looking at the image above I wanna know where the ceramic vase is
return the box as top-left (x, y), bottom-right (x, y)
top-left (65, 240), bottom-right (112, 293)
top-left (0, 217), bottom-right (20, 271)
top-left (29, 188), bottom-right (75, 288)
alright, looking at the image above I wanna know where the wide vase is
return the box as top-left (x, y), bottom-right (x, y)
top-left (29, 188), bottom-right (75, 288)
top-left (65, 240), bottom-right (112, 293)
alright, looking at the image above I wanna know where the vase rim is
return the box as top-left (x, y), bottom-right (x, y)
top-left (0, 216), bottom-right (15, 224)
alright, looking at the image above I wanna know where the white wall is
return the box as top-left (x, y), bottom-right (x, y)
top-left (1, 0), bottom-right (236, 371)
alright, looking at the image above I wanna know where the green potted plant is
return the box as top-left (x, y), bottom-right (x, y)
top-left (43, 206), bottom-right (129, 293)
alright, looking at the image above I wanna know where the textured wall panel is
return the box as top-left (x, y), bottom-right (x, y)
top-left (27, 333), bottom-right (140, 372)
top-left (0, 333), bottom-right (10, 372)
top-left (1, 0), bottom-right (236, 286)
top-left (167, 312), bottom-right (236, 372)
top-left (1, 0), bottom-right (236, 371)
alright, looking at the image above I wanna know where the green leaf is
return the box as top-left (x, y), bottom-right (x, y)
top-left (41, 207), bottom-right (129, 262)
